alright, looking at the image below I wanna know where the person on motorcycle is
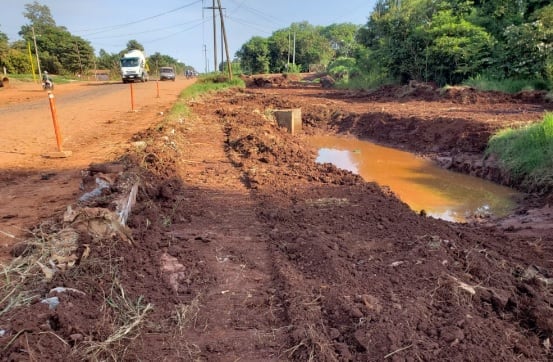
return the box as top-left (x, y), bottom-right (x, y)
top-left (42, 71), bottom-right (53, 89)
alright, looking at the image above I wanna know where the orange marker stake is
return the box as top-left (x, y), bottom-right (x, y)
top-left (156, 80), bottom-right (160, 98)
top-left (130, 82), bottom-right (135, 111)
top-left (48, 92), bottom-right (63, 152)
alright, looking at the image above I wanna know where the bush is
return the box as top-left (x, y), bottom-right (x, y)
top-left (284, 63), bottom-right (301, 74)
top-left (487, 112), bottom-right (553, 190)
top-left (465, 74), bottom-right (552, 93)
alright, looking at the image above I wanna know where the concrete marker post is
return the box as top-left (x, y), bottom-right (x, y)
top-left (43, 91), bottom-right (72, 158)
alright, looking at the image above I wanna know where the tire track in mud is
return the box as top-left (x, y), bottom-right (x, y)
top-left (162, 101), bottom-right (288, 360)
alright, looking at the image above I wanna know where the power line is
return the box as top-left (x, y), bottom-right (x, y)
top-left (226, 16), bottom-right (273, 35)
top-left (146, 19), bottom-right (207, 42)
top-left (87, 18), bottom-right (205, 41)
top-left (76, 0), bottom-right (202, 36)
top-left (237, 3), bottom-right (288, 27)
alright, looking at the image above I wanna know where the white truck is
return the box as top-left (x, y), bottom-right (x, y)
top-left (120, 49), bottom-right (149, 83)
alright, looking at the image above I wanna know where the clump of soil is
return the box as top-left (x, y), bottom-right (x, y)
top-left (2, 80), bottom-right (553, 361)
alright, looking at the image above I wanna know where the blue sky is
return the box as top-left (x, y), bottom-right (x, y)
top-left (2, 0), bottom-right (376, 72)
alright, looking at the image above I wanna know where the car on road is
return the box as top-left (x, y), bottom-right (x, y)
top-left (160, 67), bottom-right (176, 81)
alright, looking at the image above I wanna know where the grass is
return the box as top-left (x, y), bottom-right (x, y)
top-left (3, 73), bottom-right (80, 85)
top-left (173, 295), bottom-right (201, 333)
top-left (179, 74), bottom-right (244, 100)
top-left (486, 112), bottom-right (553, 190)
top-left (163, 74), bottom-right (245, 123)
top-left (464, 75), bottom-right (551, 94)
top-left (334, 71), bottom-right (395, 90)
top-left (0, 224), bottom-right (59, 317)
top-left (81, 277), bottom-right (153, 360)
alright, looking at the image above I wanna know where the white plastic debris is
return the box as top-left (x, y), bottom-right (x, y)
top-left (41, 296), bottom-right (60, 310)
top-left (79, 177), bottom-right (110, 202)
top-left (117, 182), bottom-right (139, 226)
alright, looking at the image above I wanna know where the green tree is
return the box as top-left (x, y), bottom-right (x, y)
top-left (148, 52), bottom-right (179, 74)
top-left (268, 29), bottom-right (290, 72)
top-left (321, 23), bottom-right (360, 58)
top-left (125, 40), bottom-right (144, 53)
top-left (0, 28), bottom-right (8, 62)
top-left (19, 2), bottom-right (95, 74)
top-left (5, 49), bottom-right (33, 73)
top-left (236, 36), bottom-right (270, 74)
top-left (96, 49), bottom-right (119, 69)
top-left (534, 4), bottom-right (553, 84)
top-left (1, 38), bottom-right (32, 74)
top-left (498, 20), bottom-right (549, 79)
top-left (289, 22), bottom-right (335, 71)
top-left (422, 10), bottom-right (493, 84)
top-left (19, 1), bottom-right (56, 35)
top-left (358, 0), bottom-right (442, 82)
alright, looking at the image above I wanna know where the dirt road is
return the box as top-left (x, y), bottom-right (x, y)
top-left (0, 78), bottom-right (193, 260)
top-left (2, 76), bottom-right (553, 360)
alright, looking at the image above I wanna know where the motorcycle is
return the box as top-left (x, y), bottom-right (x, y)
top-left (42, 78), bottom-right (54, 91)
top-left (42, 77), bottom-right (54, 90)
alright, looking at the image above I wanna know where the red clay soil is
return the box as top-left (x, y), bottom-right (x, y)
top-left (1, 76), bottom-right (553, 361)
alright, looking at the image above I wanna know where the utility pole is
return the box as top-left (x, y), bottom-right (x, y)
top-left (293, 31), bottom-right (296, 66)
top-left (212, 0), bottom-right (217, 73)
top-left (217, 0), bottom-right (232, 79)
top-left (203, 44), bottom-right (208, 73)
top-left (75, 41), bottom-right (83, 77)
top-left (217, 15), bottom-right (221, 72)
top-left (32, 26), bottom-right (42, 78)
top-left (287, 31), bottom-right (291, 70)
top-left (204, 2), bottom-right (226, 73)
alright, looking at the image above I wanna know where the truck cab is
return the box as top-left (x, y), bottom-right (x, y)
top-left (120, 50), bottom-right (149, 83)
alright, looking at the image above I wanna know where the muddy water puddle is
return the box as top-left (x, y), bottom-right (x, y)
top-left (309, 135), bottom-right (520, 222)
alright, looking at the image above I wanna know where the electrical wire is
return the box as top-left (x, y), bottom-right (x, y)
top-left (242, 4), bottom-right (288, 27)
top-left (226, 16), bottom-right (273, 35)
top-left (87, 18), bottom-right (205, 40)
top-left (75, 0), bottom-right (202, 36)
top-left (145, 19), bottom-right (208, 42)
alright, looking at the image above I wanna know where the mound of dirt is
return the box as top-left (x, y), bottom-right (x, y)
top-left (242, 74), bottom-right (290, 88)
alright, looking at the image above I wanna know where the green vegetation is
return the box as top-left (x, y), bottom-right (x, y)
top-left (464, 75), bottom-right (550, 94)
top-left (1, 1), bottom-right (552, 90)
top-left (166, 75), bottom-right (244, 121)
top-left (233, 1), bottom-right (552, 90)
top-left (487, 113), bottom-right (553, 190)
top-left (237, 22), bottom-right (359, 74)
top-left (179, 75), bottom-right (244, 100)
top-left (4, 73), bottom-right (81, 85)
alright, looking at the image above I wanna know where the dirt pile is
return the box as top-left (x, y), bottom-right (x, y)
top-left (2, 81), bottom-right (553, 360)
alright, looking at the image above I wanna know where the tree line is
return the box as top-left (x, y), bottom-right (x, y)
top-left (0, 2), bottom-right (191, 78)
top-left (236, 0), bottom-right (552, 87)
top-left (1, 1), bottom-right (552, 87)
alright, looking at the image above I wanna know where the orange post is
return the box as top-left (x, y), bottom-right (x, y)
top-left (48, 92), bottom-right (63, 152)
top-left (130, 82), bottom-right (135, 111)
top-left (156, 80), bottom-right (160, 98)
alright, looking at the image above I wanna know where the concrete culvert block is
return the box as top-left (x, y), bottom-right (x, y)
top-left (273, 108), bottom-right (302, 134)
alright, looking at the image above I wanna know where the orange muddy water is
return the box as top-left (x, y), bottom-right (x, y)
top-left (309, 135), bottom-right (520, 222)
